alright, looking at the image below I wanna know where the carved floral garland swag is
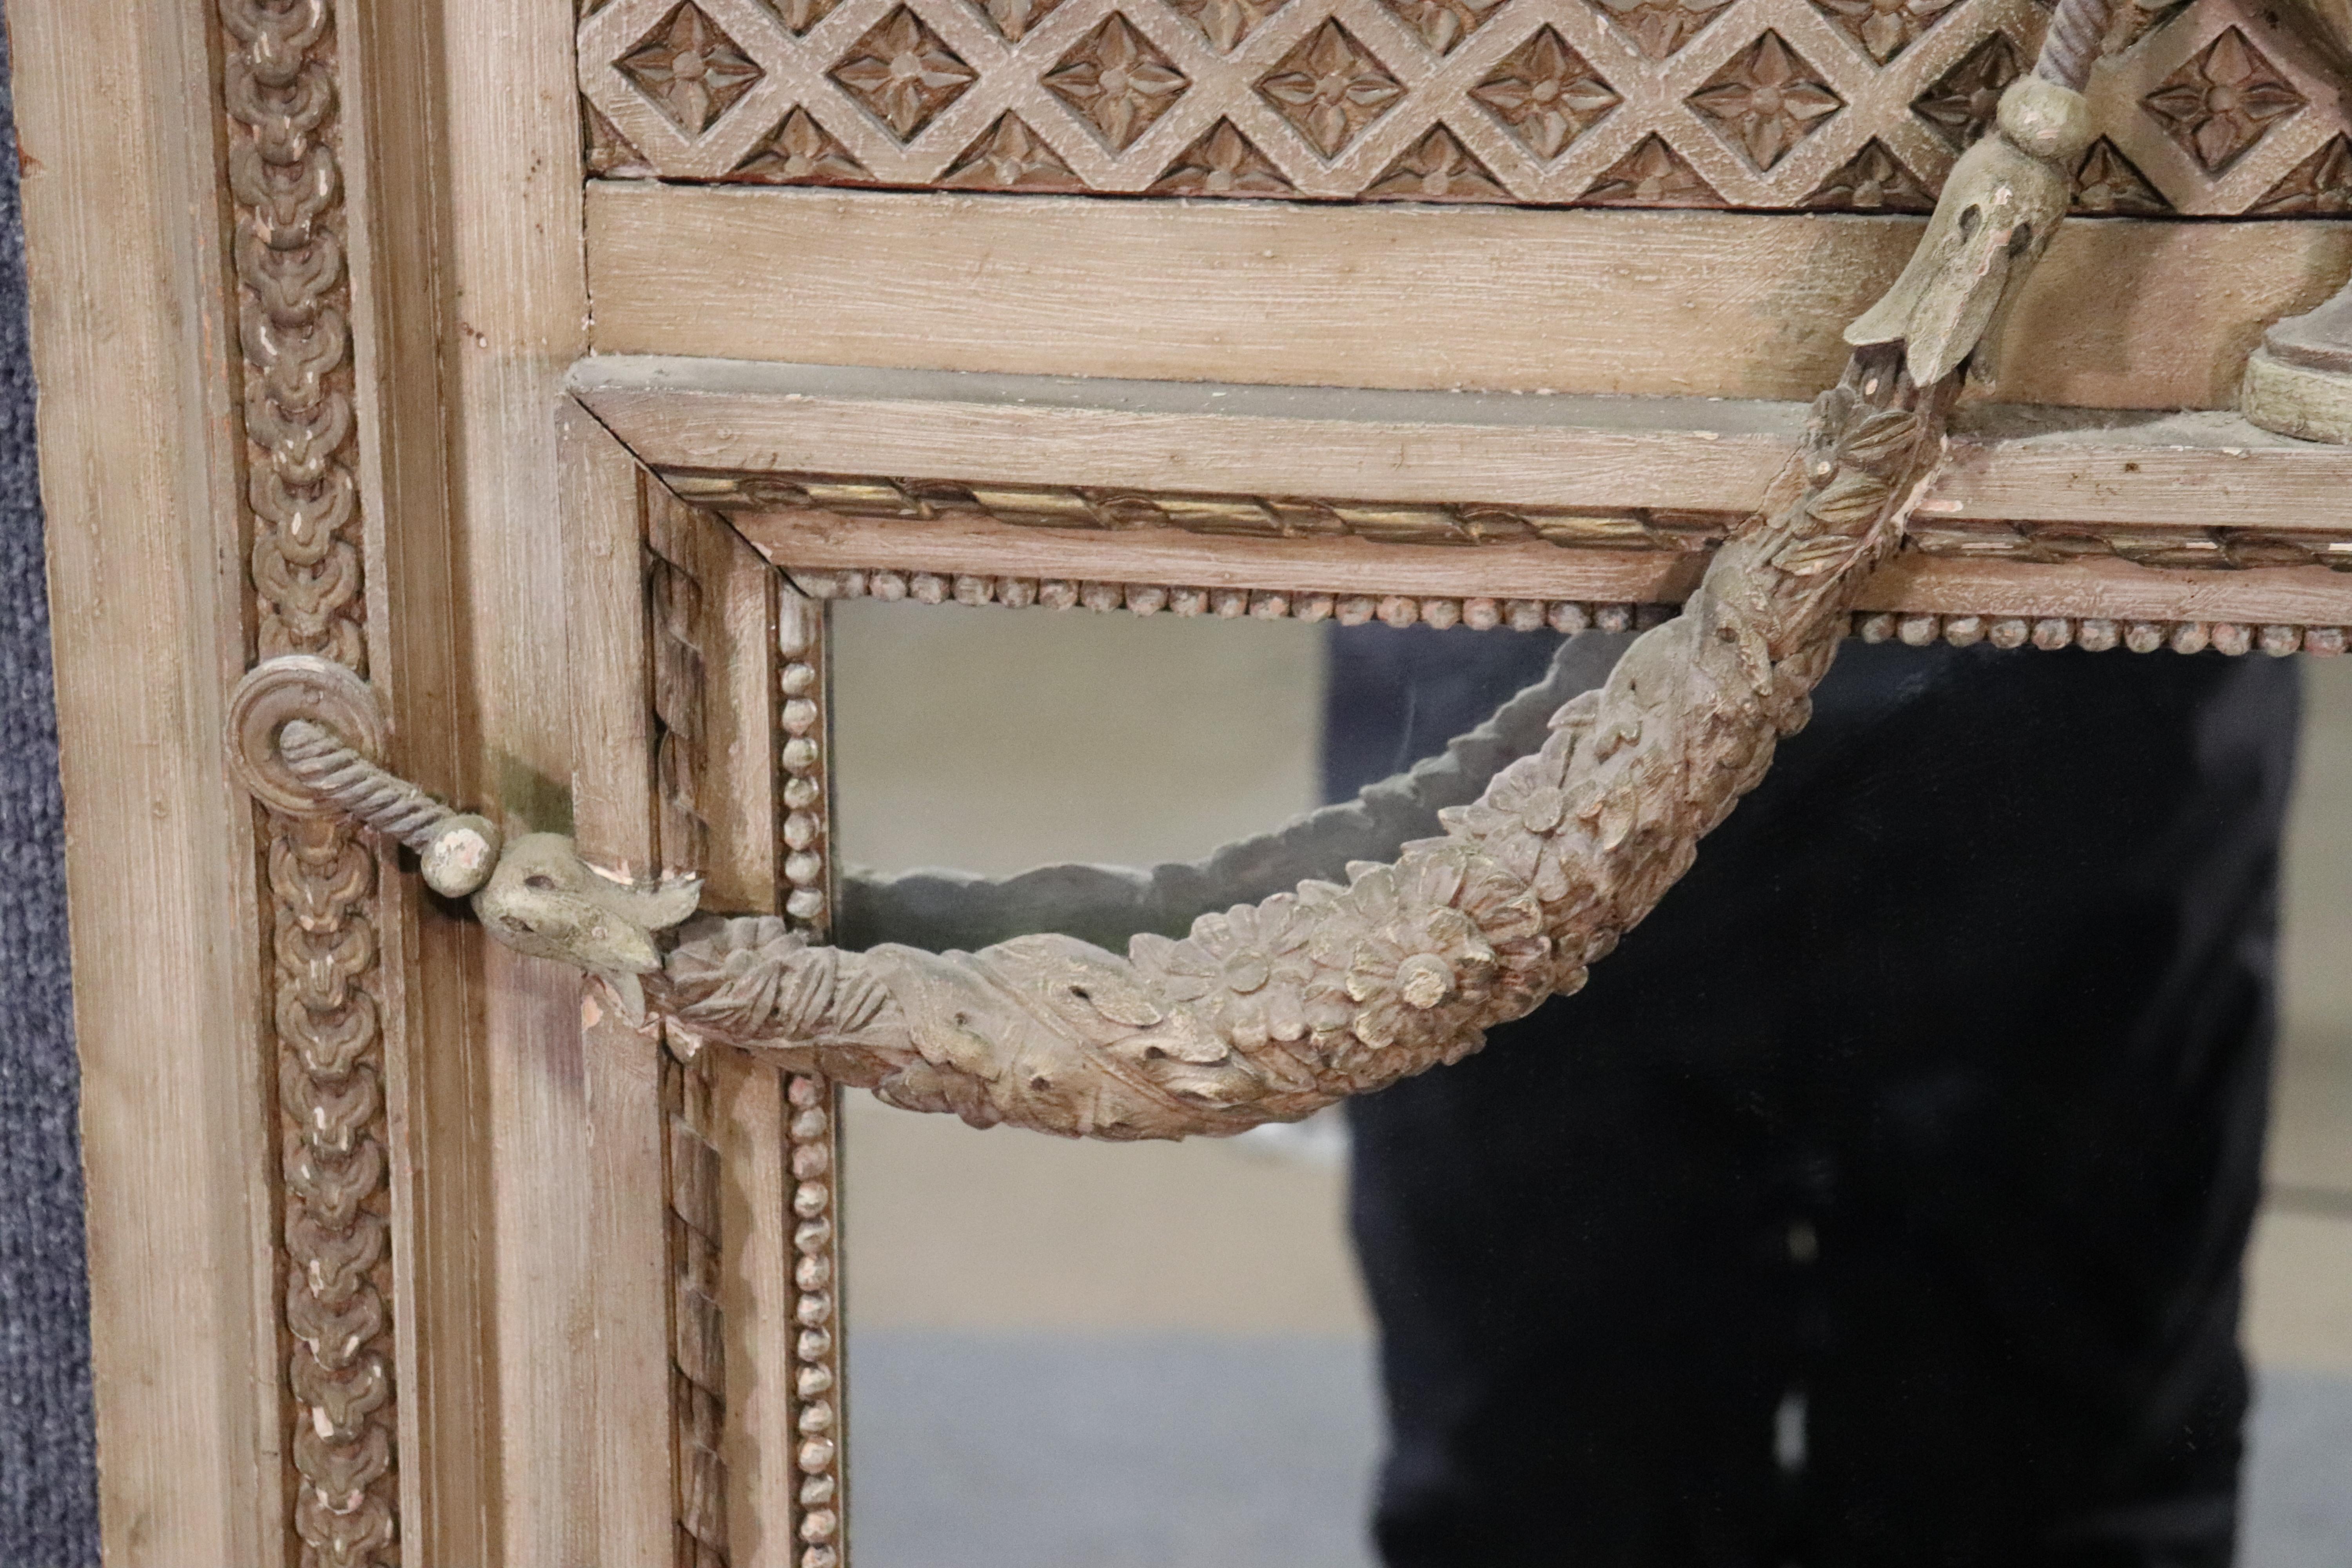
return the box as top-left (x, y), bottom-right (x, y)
top-left (261, 70), bottom-right (2104, 1143)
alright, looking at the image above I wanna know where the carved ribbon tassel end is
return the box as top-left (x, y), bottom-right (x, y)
top-left (1843, 76), bottom-right (2093, 388)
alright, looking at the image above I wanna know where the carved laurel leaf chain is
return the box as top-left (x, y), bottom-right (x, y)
top-left (656, 352), bottom-right (1958, 1139)
top-left (219, 0), bottom-right (398, 1560)
top-left (648, 523), bottom-right (731, 1567)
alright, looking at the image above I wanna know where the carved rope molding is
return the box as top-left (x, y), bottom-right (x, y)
top-left (219, 0), bottom-right (400, 1562)
top-left (671, 469), bottom-right (2352, 575)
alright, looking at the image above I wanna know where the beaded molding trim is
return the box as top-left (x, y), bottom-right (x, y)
top-left (1849, 609), bottom-right (2345, 655)
top-left (775, 589), bottom-right (846, 1568)
top-left (787, 566), bottom-right (2352, 654)
top-left (785, 564), bottom-right (1678, 632)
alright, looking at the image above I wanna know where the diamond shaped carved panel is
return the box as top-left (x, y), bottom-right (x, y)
top-left (2142, 26), bottom-right (2304, 173)
top-left (829, 7), bottom-right (978, 139)
top-left (617, 2), bottom-right (764, 134)
top-left (1472, 27), bottom-right (1621, 159)
top-left (578, 0), bottom-right (2352, 211)
top-left (1046, 14), bottom-right (1192, 148)
top-left (1257, 20), bottom-right (1407, 156)
top-left (1687, 31), bottom-right (1841, 171)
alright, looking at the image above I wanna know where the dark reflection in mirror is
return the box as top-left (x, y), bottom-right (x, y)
top-left (828, 597), bottom-right (2350, 1568)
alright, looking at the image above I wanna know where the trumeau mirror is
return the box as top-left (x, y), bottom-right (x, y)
top-left (18, 0), bottom-right (2352, 1556)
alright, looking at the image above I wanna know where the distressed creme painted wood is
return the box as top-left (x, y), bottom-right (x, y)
top-left (13, 0), bottom-right (285, 1560)
top-left (584, 187), bottom-right (2352, 407)
top-left (573, 359), bottom-right (2352, 530)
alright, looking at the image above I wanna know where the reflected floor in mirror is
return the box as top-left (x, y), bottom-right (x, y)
top-left (832, 601), bottom-right (2352, 1566)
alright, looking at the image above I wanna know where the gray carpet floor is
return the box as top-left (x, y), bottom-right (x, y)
top-left (0, 14), bottom-right (100, 1567)
top-left (848, 1332), bottom-right (2352, 1568)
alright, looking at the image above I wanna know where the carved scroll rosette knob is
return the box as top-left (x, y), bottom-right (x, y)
top-left (227, 655), bottom-right (702, 1016)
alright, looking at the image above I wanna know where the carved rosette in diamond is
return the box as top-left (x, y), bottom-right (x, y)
top-left (1368, 123), bottom-right (1510, 198)
top-left (978, 0), bottom-right (1067, 42)
top-left (1151, 119), bottom-right (1298, 194)
top-left (1045, 15), bottom-right (1191, 151)
top-left (1472, 28), bottom-right (1620, 160)
top-left (730, 107), bottom-right (873, 183)
top-left (618, 2), bottom-right (765, 136)
top-left (1592, 0), bottom-right (1735, 60)
top-left (1582, 133), bottom-right (1725, 204)
top-left (779, 0), bottom-right (842, 33)
top-left (2254, 134), bottom-right (2352, 213)
top-left (1810, 0), bottom-right (1959, 64)
top-left (1165, 0), bottom-right (1290, 52)
top-left (1687, 32), bottom-right (1841, 172)
top-left (1802, 137), bottom-right (1934, 211)
top-left (1258, 21), bottom-right (1407, 158)
top-left (945, 114), bottom-right (1087, 187)
top-left (2072, 137), bottom-right (2169, 212)
top-left (830, 7), bottom-right (980, 140)
top-left (1911, 31), bottom-right (2022, 149)
top-left (1382, 0), bottom-right (1509, 54)
top-left (2143, 27), bottom-right (2305, 174)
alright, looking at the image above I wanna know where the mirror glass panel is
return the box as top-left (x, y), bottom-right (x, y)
top-left (823, 596), bottom-right (2352, 1567)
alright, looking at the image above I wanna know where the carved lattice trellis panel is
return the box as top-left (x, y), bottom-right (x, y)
top-left (578, 0), bottom-right (2352, 212)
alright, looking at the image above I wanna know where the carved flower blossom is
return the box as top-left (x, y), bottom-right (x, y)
top-left (1303, 845), bottom-right (1547, 1076)
top-left (1257, 22), bottom-right (1406, 158)
top-left (829, 8), bottom-right (978, 141)
top-left (1132, 894), bottom-right (1314, 1050)
top-left (1439, 738), bottom-right (1590, 907)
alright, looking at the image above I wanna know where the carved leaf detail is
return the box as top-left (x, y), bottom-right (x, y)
top-left (829, 8), bottom-right (978, 140)
top-left (1380, 0), bottom-right (1509, 54)
top-left (1257, 21), bottom-right (1406, 158)
top-left (1150, 119), bottom-right (1298, 195)
top-left (1687, 32), bottom-right (1842, 173)
top-left (2142, 27), bottom-right (2305, 174)
top-left (729, 107), bottom-right (873, 184)
top-left (618, 2), bottom-right (765, 135)
top-left (1804, 138), bottom-right (1935, 213)
top-left (1591, 0), bottom-right (1736, 58)
top-left (1367, 124), bottom-right (1512, 201)
top-left (1044, 14), bottom-right (1191, 152)
top-left (1164, 0), bottom-right (1290, 52)
top-left (1911, 31), bottom-right (2023, 150)
top-left (1581, 134), bottom-right (1726, 207)
top-left (943, 114), bottom-right (1087, 190)
top-left (2072, 136), bottom-right (2171, 214)
top-left (2252, 133), bottom-right (2352, 215)
top-left (1470, 28), bottom-right (1620, 160)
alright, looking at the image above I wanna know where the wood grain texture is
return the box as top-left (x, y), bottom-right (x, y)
top-left (443, 0), bottom-right (644, 1558)
top-left (575, 359), bottom-right (2352, 530)
top-left (338, 0), bottom-right (497, 1554)
top-left (584, 186), bottom-right (2352, 407)
top-left (556, 403), bottom-right (677, 1566)
top-left (1852, 554), bottom-right (2352, 623)
top-left (13, 0), bottom-right (286, 1562)
top-left (715, 1051), bottom-right (800, 1568)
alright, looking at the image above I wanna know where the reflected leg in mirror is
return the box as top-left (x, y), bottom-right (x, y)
top-left (1339, 632), bottom-right (2301, 1566)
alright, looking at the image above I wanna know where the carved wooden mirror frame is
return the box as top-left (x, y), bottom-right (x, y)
top-left (18, 0), bottom-right (2352, 1560)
